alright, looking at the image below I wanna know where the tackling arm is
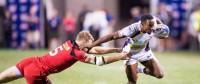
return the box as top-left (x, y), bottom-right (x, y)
top-left (88, 46), bottom-right (122, 54)
top-left (89, 32), bottom-right (123, 48)
top-left (84, 52), bottom-right (129, 66)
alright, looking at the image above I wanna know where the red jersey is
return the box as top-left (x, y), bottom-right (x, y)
top-left (35, 40), bottom-right (87, 75)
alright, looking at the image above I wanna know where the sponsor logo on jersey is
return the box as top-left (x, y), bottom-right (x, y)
top-left (130, 44), bottom-right (146, 49)
top-left (63, 42), bottom-right (70, 51)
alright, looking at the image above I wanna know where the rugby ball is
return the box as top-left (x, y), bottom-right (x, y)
top-left (153, 24), bottom-right (170, 38)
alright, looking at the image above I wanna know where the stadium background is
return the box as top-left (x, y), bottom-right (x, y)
top-left (0, 0), bottom-right (200, 84)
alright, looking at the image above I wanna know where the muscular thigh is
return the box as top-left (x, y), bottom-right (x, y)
top-left (140, 57), bottom-right (162, 72)
top-left (125, 63), bottom-right (138, 82)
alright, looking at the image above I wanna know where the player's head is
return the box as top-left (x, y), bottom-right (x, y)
top-left (76, 31), bottom-right (94, 48)
top-left (140, 14), bottom-right (155, 34)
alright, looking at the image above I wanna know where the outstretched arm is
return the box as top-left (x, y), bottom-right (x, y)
top-left (88, 46), bottom-right (122, 54)
top-left (88, 32), bottom-right (123, 48)
top-left (84, 52), bottom-right (130, 66)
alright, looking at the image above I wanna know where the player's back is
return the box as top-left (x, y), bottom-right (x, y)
top-left (37, 40), bottom-right (86, 74)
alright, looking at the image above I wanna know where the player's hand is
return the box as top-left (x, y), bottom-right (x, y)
top-left (80, 44), bottom-right (93, 53)
top-left (120, 52), bottom-right (132, 60)
top-left (116, 48), bottom-right (123, 53)
top-left (158, 36), bottom-right (168, 39)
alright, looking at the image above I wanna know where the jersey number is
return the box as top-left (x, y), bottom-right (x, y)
top-left (49, 46), bottom-right (64, 56)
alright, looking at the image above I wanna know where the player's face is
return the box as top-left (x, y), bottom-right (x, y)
top-left (142, 19), bottom-right (154, 34)
top-left (85, 40), bottom-right (93, 45)
top-left (81, 40), bottom-right (93, 52)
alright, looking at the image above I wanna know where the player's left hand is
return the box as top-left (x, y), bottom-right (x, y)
top-left (158, 36), bottom-right (168, 39)
top-left (117, 48), bottom-right (123, 53)
top-left (120, 52), bottom-right (132, 60)
top-left (80, 44), bottom-right (93, 53)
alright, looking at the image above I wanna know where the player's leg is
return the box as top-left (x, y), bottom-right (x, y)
top-left (24, 63), bottom-right (52, 84)
top-left (0, 66), bottom-right (23, 83)
top-left (125, 63), bottom-right (138, 84)
top-left (25, 76), bottom-right (52, 84)
top-left (47, 79), bottom-right (53, 84)
top-left (124, 58), bottom-right (139, 84)
top-left (140, 58), bottom-right (164, 79)
top-left (122, 38), bottom-right (139, 84)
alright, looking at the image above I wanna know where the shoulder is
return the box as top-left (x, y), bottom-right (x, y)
top-left (129, 21), bottom-right (140, 29)
top-left (118, 21), bottom-right (141, 37)
top-left (122, 21), bottom-right (140, 32)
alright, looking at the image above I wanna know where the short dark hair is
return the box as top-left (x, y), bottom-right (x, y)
top-left (141, 14), bottom-right (153, 23)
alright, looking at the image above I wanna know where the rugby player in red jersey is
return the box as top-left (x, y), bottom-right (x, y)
top-left (0, 31), bottom-right (130, 84)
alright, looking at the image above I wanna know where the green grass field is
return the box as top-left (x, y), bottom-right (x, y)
top-left (0, 50), bottom-right (200, 84)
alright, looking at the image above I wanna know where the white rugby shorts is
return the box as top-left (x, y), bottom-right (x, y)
top-left (122, 39), bottom-right (158, 65)
top-left (123, 50), bottom-right (157, 65)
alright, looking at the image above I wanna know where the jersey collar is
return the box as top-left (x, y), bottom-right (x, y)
top-left (70, 40), bottom-right (80, 50)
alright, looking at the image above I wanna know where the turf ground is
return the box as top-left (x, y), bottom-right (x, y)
top-left (0, 50), bottom-right (200, 84)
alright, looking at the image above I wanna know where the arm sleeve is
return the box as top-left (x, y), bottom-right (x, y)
top-left (75, 51), bottom-right (88, 62)
top-left (118, 23), bottom-right (139, 37)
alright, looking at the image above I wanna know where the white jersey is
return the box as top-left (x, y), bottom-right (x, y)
top-left (118, 20), bottom-right (157, 54)
top-left (119, 17), bottom-right (160, 65)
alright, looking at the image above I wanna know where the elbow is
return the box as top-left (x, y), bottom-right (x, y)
top-left (108, 33), bottom-right (119, 40)
top-left (109, 35), bottom-right (118, 41)
top-left (113, 36), bottom-right (118, 40)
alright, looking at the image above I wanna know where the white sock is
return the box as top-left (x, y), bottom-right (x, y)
top-left (137, 66), bottom-right (145, 73)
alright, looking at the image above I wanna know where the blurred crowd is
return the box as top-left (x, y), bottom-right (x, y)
top-left (47, 7), bottom-right (115, 50)
top-left (154, 2), bottom-right (200, 53)
top-left (0, 2), bottom-right (200, 53)
top-left (0, 5), bottom-right (115, 50)
top-left (0, 9), bottom-right (12, 48)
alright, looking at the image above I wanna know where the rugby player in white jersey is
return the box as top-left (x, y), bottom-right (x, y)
top-left (83, 14), bottom-right (168, 84)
